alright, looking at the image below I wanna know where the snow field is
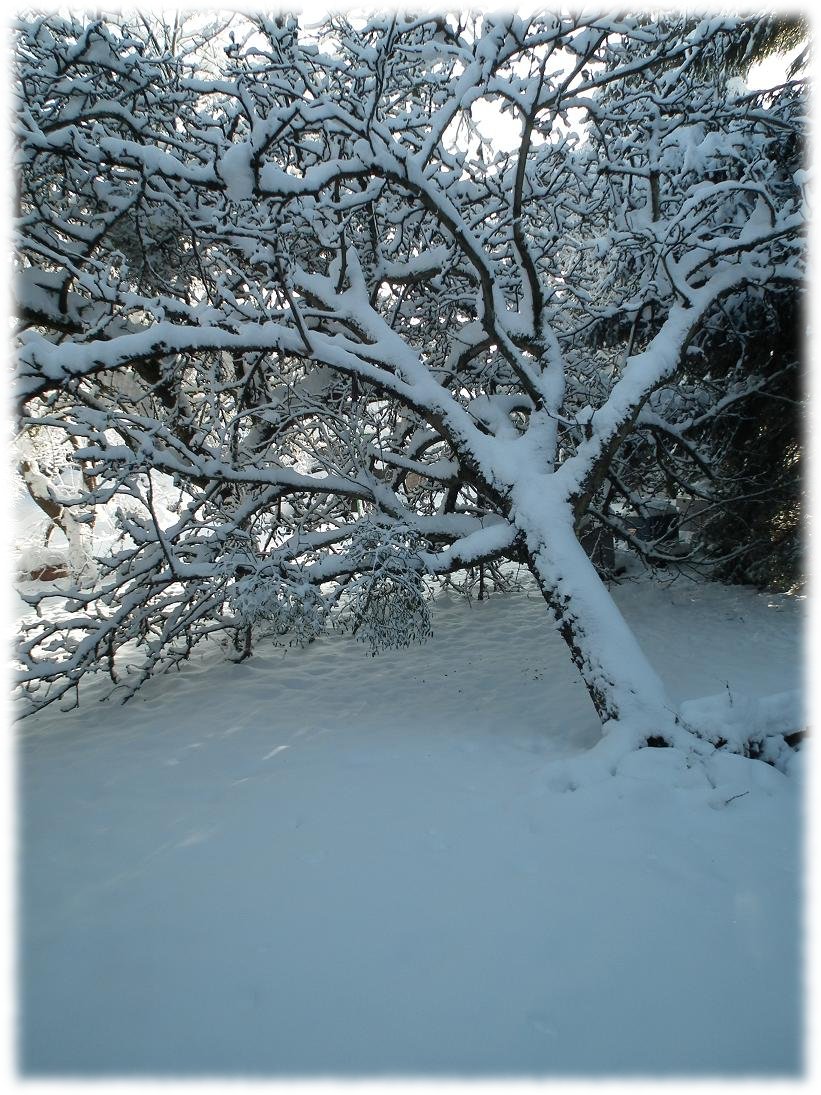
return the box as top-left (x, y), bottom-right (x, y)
top-left (18, 575), bottom-right (803, 1074)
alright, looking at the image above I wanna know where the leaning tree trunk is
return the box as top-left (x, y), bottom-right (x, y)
top-left (511, 487), bottom-right (690, 749)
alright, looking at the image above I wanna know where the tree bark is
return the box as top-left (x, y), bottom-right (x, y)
top-left (512, 487), bottom-right (679, 740)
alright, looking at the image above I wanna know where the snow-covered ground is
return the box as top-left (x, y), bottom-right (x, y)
top-left (17, 573), bottom-right (804, 1076)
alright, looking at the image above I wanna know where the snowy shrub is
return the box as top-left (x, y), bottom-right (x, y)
top-left (15, 434), bottom-right (96, 583)
top-left (338, 520), bottom-right (433, 653)
top-left (229, 572), bottom-right (329, 647)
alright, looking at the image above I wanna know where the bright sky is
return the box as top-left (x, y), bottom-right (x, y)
top-left (748, 43), bottom-right (807, 91)
top-left (468, 37), bottom-right (808, 158)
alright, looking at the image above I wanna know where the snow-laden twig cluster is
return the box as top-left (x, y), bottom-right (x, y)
top-left (337, 518), bottom-right (433, 653)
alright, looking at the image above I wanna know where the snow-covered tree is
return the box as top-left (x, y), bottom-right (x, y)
top-left (14, 12), bottom-right (805, 756)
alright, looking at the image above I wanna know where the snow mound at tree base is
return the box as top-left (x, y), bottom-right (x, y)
top-left (535, 686), bottom-right (804, 790)
top-left (680, 688), bottom-right (804, 772)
